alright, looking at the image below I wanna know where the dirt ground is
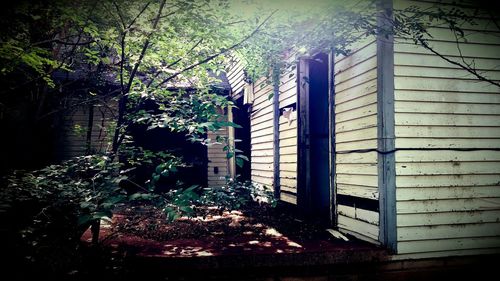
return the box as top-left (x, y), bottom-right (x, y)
top-left (82, 203), bottom-right (376, 258)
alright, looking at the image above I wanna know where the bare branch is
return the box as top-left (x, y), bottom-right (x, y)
top-left (146, 38), bottom-right (204, 87)
top-left (126, 0), bottom-right (167, 92)
top-left (127, 2), bottom-right (152, 29)
top-left (418, 38), bottom-right (500, 88)
top-left (157, 10), bottom-right (277, 87)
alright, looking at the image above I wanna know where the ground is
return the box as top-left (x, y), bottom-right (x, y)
top-left (82, 203), bottom-right (378, 258)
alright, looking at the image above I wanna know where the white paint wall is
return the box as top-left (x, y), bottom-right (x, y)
top-left (393, 0), bottom-right (500, 258)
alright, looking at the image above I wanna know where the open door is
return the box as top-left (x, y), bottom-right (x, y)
top-left (232, 97), bottom-right (251, 181)
top-left (297, 52), bottom-right (335, 225)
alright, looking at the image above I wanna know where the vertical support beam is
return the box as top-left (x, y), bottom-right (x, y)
top-left (273, 68), bottom-right (281, 199)
top-left (297, 58), bottom-right (311, 214)
top-left (328, 50), bottom-right (337, 227)
top-left (377, 0), bottom-right (397, 252)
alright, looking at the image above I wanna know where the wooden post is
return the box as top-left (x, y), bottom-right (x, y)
top-left (328, 50), bottom-right (337, 227)
top-left (297, 58), bottom-right (311, 215)
top-left (273, 67), bottom-right (281, 199)
top-left (377, 0), bottom-right (397, 252)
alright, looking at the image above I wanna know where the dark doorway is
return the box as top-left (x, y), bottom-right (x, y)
top-left (233, 98), bottom-right (251, 181)
top-left (309, 53), bottom-right (330, 222)
top-left (298, 52), bottom-right (331, 224)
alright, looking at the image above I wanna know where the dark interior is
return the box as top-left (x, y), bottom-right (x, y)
top-left (233, 97), bottom-right (252, 181)
top-left (308, 53), bottom-right (330, 222)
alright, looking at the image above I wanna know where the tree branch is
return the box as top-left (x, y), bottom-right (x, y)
top-left (418, 38), bottom-right (500, 88)
top-left (146, 38), bottom-right (204, 87)
top-left (157, 10), bottom-right (277, 87)
top-left (126, 0), bottom-right (167, 92)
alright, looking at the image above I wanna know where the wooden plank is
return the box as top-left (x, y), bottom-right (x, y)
top-left (280, 192), bottom-right (297, 204)
top-left (336, 127), bottom-right (377, 143)
top-left (279, 137), bottom-right (297, 147)
top-left (396, 161), bottom-right (500, 175)
top-left (335, 93), bottom-right (377, 114)
top-left (336, 174), bottom-right (379, 187)
top-left (338, 215), bottom-right (379, 240)
top-left (337, 184), bottom-right (379, 200)
top-left (280, 154), bottom-right (297, 163)
top-left (336, 163), bottom-right (378, 175)
top-left (251, 163), bottom-right (273, 171)
top-left (395, 126), bottom-right (500, 139)
top-left (338, 205), bottom-right (379, 225)
top-left (279, 94), bottom-right (297, 108)
top-left (395, 53), bottom-right (500, 71)
top-left (336, 152), bottom-right (378, 164)
top-left (395, 138), bottom-right (500, 149)
top-left (280, 170), bottom-right (296, 179)
top-left (336, 115), bottom-right (377, 135)
top-left (335, 41), bottom-right (377, 71)
top-left (336, 139), bottom-right (378, 151)
top-left (398, 222), bottom-right (500, 241)
top-left (397, 237), bottom-right (500, 254)
top-left (397, 198), bottom-right (500, 214)
top-left (395, 150), bottom-right (500, 163)
top-left (251, 175), bottom-right (273, 186)
top-left (335, 56), bottom-right (377, 85)
top-left (280, 178), bottom-right (296, 188)
top-left (251, 119), bottom-right (273, 132)
top-left (252, 142), bottom-right (273, 150)
top-left (251, 134), bottom-right (274, 145)
top-left (335, 79), bottom-right (378, 105)
top-left (279, 163), bottom-right (297, 172)
top-left (397, 186), bottom-right (500, 201)
top-left (396, 174), bottom-right (500, 188)
top-left (394, 40), bottom-right (500, 59)
top-left (395, 101), bottom-right (500, 115)
top-left (279, 146), bottom-right (297, 155)
top-left (251, 127), bottom-right (274, 138)
top-left (336, 68), bottom-right (378, 93)
top-left (395, 76), bottom-right (500, 93)
top-left (397, 210), bottom-right (500, 227)
top-left (395, 90), bottom-right (500, 104)
top-left (395, 113), bottom-right (500, 127)
top-left (395, 65), bottom-right (500, 81)
top-left (251, 156), bottom-right (273, 163)
top-left (336, 103), bottom-right (377, 123)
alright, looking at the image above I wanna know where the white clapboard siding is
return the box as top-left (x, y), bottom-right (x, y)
top-left (207, 126), bottom-right (229, 187)
top-left (58, 102), bottom-right (116, 160)
top-left (393, 0), bottom-right (500, 258)
top-left (249, 75), bottom-right (275, 188)
top-left (335, 36), bottom-right (380, 243)
top-left (278, 67), bottom-right (299, 202)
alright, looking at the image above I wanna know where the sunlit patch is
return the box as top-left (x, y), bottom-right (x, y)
top-left (264, 227), bottom-right (283, 237)
top-left (243, 231), bottom-right (253, 235)
top-left (248, 240), bottom-right (260, 245)
top-left (276, 249), bottom-right (284, 253)
top-left (195, 251), bottom-right (213, 256)
top-left (286, 241), bottom-right (302, 248)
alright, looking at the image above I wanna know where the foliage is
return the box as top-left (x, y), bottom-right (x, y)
top-left (200, 178), bottom-right (276, 212)
top-left (0, 155), bottom-right (126, 275)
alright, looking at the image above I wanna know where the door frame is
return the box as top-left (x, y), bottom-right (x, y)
top-left (296, 51), bottom-right (336, 226)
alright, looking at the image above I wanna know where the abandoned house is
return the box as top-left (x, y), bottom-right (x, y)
top-left (216, 0), bottom-right (500, 259)
top-left (56, 0), bottom-right (500, 261)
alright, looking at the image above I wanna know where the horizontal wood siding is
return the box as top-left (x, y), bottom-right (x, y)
top-left (250, 77), bottom-right (275, 189)
top-left (279, 69), bottom-right (298, 204)
top-left (335, 37), bottom-right (380, 243)
top-left (393, 0), bottom-right (500, 257)
top-left (207, 126), bottom-right (229, 187)
top-left (58, 102), bottom-right (116, 159)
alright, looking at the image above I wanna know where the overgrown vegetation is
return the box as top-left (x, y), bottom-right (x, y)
top-left (0, 0), bottom-right (498, 278)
